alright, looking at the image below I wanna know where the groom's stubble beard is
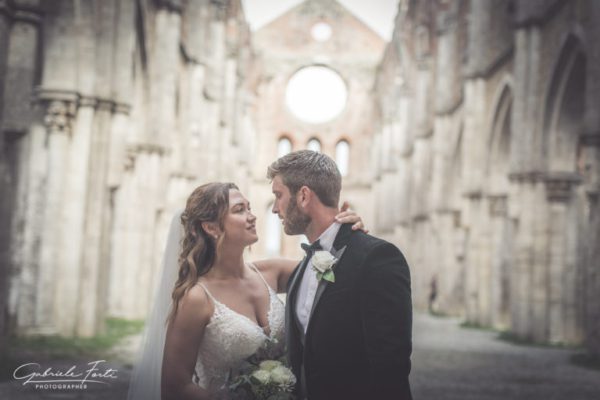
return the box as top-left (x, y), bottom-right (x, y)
top-left (283, 195), bottom-right (311, 235)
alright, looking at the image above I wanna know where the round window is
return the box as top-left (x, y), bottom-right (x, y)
top-left (311, 22), bottom-right (332, 42)
top-left (285, 66), bottom-right (348, 124)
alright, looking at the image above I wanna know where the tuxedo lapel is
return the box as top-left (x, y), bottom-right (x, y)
top-left (288, 257), bottom-right (308, 300)
top-left (308, 245), bottom-right (347, 321)
top-left (332, 223), bottom-right (353, 253)
top-left (306, 223), bottom-right (354, 329)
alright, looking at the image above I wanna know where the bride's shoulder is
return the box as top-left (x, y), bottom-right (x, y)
top-left (176, 283), bottom-right (214, 319)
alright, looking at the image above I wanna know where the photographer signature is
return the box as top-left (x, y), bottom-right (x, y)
top-left (13, 360), bottom-right (118, 385)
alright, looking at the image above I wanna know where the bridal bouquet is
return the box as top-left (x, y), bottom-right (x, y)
top-left (227, 339), bottom-right (296, 400)
top-left (228, 359), bottom-right (296, 400)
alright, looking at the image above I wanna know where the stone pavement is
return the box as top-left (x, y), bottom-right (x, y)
top-left (1, 313), bottom-right (598, 399)
top-left (411, 313), bottom-right (600, 400)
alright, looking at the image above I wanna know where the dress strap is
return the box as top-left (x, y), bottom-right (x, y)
top-left (247, 263), bottom-right (274, 293)
top-left (197, 282), bottom-right (218, 304)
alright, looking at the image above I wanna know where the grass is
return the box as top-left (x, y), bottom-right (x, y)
top-left (0, 318), bottom-right (144, 381)
top-left (428, 309), bottom-right (450, 318)
top-left (459, 320), bottom-right (503, 333)
top-left (497, 331), bottom-right (582, 350)
top-left (9, 318), bottom-right (144, 358)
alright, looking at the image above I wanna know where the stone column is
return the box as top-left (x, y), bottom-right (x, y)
top-left (37, 93), bottom-right (77, 334)
top-left (488, 194), bottom-right (511, 329)
top-left (463, 192), bottom-right (482, 323)
top-left (108, 144), bottom-right (167, 320)
top-left (75, 99), bottom-right (113, 337)
top-left (1, 0), bottom-right (43, 343)
top-left (508, 7), bottom-right (547, 338)
top-left (207, 1), bottom-right (227, 178)
top-left (545, 173), bottom-right (583, 344)
top-left (0, 0), bottom-right (10, 350)
top-left (581, 1), bottom-right (600, 356)
top-left (12, 120), bottom-right (47, 333)
top-left (149, 1), bottom-right (182, 147)
top-left (52, 96), bottom-right (95, 336)
top-left (0, 1), bottom-right (11, 111)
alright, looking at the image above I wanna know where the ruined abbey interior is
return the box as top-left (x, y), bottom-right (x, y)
top-left (0, 0), bottom-right (598, 358)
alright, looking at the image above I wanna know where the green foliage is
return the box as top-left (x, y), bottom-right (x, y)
top-left (459, 320), bottom-right (502, 332)
top-left (7, 317), bottom-right (144, 359)
top-left (497, 331), bottom-right (581, 350)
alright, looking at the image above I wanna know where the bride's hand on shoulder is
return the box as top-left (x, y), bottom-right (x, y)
top-left (335, 201), bottom-right (369, 233)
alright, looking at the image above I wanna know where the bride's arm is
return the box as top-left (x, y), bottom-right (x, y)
top-left (255, 258), bottom-right (299, 294)
top-left (162, 285), bottom-right (213, 400)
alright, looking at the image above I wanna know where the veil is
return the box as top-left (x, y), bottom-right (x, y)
top-left (127, 210), bottom-right (183, 400)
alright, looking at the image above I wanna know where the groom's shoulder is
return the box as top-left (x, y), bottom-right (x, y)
top-left (350, 229), bottom-right (395, 249)
top-left (350, 230), bottom-right (404, 259)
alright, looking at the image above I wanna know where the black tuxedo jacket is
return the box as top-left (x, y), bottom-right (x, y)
top-left (286, 223), bottom-right (412, 400)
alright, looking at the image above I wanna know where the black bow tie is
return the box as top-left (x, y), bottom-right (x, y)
top-left (301, 240), bottom-right (322, 257)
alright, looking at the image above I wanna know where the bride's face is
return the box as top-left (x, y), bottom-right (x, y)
top-left (221, 189), bottom-right (258, 246)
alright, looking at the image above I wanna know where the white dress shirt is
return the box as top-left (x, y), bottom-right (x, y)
top-left (295, 222), bottom-right (341, 333)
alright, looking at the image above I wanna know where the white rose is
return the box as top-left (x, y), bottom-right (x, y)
top-left (251, 369), bottom-right (271, 385)
top-left (311, 251), bottom-right (337, 273)
top-left (270, 365), bottom-right (297, 386)
top-left (259, 360), bottom-right (282, 371)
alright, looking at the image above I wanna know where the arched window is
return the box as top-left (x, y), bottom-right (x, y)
top-left (336, 140), bottom-right (350, 176)
top-left (265, 204), bottom-right (282, 256)
top-left (278, 137), bottom-right (292, 157)
top-left (307, 138), bottom-right (321, 152)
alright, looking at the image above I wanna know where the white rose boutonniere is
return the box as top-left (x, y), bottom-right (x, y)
top-left (312, 250), bottom-right (338, 283)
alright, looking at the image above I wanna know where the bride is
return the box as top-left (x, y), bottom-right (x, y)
top-left (127, 182), bottom-right (364, 400)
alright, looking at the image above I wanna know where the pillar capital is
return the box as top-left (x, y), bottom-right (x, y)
top-left (154, 0), bottom-right (182, 14)
top-left (508, 170), bottom-right (545, 184)
top-left (544, 172), bottom-right (582, 202)
top-left (34, 89), bottom-right (78, 135)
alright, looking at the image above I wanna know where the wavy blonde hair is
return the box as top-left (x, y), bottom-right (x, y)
top-left (168, 182), bottom-right (238, 322)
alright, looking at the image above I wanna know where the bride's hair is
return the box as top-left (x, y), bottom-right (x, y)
top-left (169, 182), bottom-right (238, 321)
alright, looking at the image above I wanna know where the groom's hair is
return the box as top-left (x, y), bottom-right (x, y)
top-left (267, 150), bottom-right (341, 208)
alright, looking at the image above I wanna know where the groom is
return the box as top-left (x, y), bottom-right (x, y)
top-left (268, 150), bottom-right (412, 400)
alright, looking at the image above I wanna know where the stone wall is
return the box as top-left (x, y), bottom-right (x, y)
top-left (374, 0), bottom-right (600, 353)
top-left (0, 0), bottom-right (255, 337)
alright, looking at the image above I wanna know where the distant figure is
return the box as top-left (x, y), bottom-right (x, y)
top-left (429, 275), bottom-right (438, 314)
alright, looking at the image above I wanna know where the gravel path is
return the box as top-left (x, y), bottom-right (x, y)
top-left (1, 313), bottom-right (598, 399)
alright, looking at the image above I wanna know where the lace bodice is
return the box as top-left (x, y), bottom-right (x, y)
top-left (193, 264), bottom-right (285, 391)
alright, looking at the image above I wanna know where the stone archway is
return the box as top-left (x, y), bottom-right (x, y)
top-left (486, 83), bottom-right (513, 329)
top-left (541, 34), bottom-right (586, 343)
top-left (543, 35), bottom-right (586, 172)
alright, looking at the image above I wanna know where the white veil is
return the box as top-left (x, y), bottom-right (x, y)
top-left (127, 210), bottom-right (183, 400)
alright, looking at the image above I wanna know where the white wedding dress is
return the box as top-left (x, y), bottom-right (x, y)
top-left (193, 264), bottom-right (285, 391)
top-left (127, 213), bottom-right (285, 400)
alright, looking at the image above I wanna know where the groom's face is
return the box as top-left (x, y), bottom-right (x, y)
top-left (271, 175), bottom-right (311, 235)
